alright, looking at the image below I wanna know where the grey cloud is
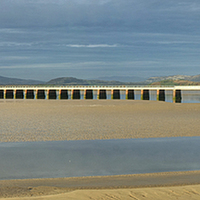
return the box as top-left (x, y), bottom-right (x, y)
top-left (0, 0), bottom-right (200, 34)
top-left (1, 0), bottom-right (200, 81)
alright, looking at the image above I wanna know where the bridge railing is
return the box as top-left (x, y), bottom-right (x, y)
top-left (0, 85), bottom-right (200, 90)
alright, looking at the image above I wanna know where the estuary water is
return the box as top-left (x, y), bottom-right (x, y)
top-left (71, 90), bottom-right (200, 103)
top-left (0, 137), bottom-right (200, 180)
top-left (129, 90), bottom-right (200, 103)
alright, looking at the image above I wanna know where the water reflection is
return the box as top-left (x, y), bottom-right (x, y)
top-left (64, 90), bottom-right (200, 103)
top-left (139, 91), bottom-right (200, 103)
top-left (0, 137), bottom-right (200, 180)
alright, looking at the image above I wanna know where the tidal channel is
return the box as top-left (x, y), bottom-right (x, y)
top-left (0, 137), bottom-right (200, 180)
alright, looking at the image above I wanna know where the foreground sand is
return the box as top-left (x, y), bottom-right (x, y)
top-left (0, 99), bottom-right (200, 142)
top-left (1, 171), bottom-right (200, 199)
top-left (0, 171), bottom-right (200, 200)
top-left (2, 185), bottom-right (200, 200)
top-left (1, 100), bottom-right (200, 199)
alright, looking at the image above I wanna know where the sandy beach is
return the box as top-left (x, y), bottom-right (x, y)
top-left (1, 171), bottom-right (200, 199)
top-left (1, 99), bottom-right (200, 199)
top-left (0, 100), bottom-right (200, 142)
top-left (2, 185), bottom-right (200, 200)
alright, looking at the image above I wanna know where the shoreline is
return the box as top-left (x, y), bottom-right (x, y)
top-left (1, 171), bottom-right (200, 198)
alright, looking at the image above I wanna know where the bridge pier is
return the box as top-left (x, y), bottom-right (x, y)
top-left (60, 90), bottom-right (68, 99)
top-left (173, 90), bottom-right (182, 103)
top-left (37, 90), bottom-right (45, 99)
top-left (48, 90), bottom-right (57, 99)
top-left (84, 90), bottom-right (86, 99)
top-left (56, 90), bottom-right (61, 99)
top-left (126, 90), bottom-right (134, 100)
top-left (5, 90), bottom-right (14, 99)
top-left (34, 90), bottom-right (37, 99)
top-left (157, 90), bottom-right (165, 101)
top-left (4, 90), bottom-right (6, 99)
top-left (98, 90), bottom-right (107, 99)
top-left (0, 90), bottom-right (4, 99)
top-left (111, 90), bottom-right (120, 99)
top-left (84, 90), bottom-right (93, 99)
top-left (141, 90), bottom-right (149, 100)
top-left (26, 90), bottom-right (34, 99)
top-left (45, 90), bottom-right (49, 99)
top-left (23, 90), bottom-right (27, 99)
top-left (13, 90), bottom-right (16, 99)
top-left (72, 89), bottom-right (80, 99)
top-left (16, 90), bottom-right (24, 99)
top-left (71, 90), bottom-right (73, 99)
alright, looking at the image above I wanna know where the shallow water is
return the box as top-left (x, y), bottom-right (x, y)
top-left (0, 137), bottom-right (200, 180)
top-left (69, 90), bottom-right (200, 103)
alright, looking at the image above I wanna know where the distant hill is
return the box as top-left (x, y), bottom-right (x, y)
top-left (46, 75), bottom-right (200, 86)
top-left (146, 74), bottom-right (200, 83)
top-left (1, 74), bottom-right (200, 86)
top-left (0, 76), bottom-right (44, 85)
top-left (46, 77), bottom-right (144, 85)
top-left (188, 74), bottom-right (200, 82)
top-left (150, 79), bottom-right (200, 86)
top-left (97, 76), bottom-right (146, 82)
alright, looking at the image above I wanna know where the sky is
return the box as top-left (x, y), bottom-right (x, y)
top-left (0, 0), bottom-right (200, 81)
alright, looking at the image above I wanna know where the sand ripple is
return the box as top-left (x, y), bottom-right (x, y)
top-left (0, 100), bottom-right (200, 142)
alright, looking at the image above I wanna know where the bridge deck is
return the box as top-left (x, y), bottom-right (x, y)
top-left (0, 85), bottom-right (199, 90)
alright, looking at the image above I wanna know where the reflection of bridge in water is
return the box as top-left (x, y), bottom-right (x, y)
top-left (0, 86), bottom-right (200, 103)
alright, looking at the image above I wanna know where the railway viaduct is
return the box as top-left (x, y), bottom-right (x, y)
top-left (1, 85), bottom-right (200, 103)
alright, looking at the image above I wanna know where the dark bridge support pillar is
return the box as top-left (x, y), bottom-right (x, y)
top-left (126, 90), bottom-right (134, 100)
top-left (5, 90), bottom-right (14, 99)
top-left (48, 90), bottom-right (57, 99)
top-left (111, 90), bottom-right (120, 99)
top-left (98, 90), bottom-right (107, 99)
top-left (60, 90), bottom-right (68, 99)
top-left (141, 90), bottom-right (149, 100)
top-left (72, 90), bottom-right (80, 99)
top-left (37, 90), bottom-right (45, 99)
top-left (157, 90), bottom-right (165, 101)
top-left (173, 90), bottom-right (182, 103)
top-left (0, 90), bottom-right (4, 99)
top-left (84, 90), bottom-right (93, 99)
top-left (16, 90), bottom-right (24, 99)
top-left (26, 90), bottom-right (34, 99)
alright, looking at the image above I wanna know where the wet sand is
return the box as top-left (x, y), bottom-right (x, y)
top-left (0, 100), bottom-right (200, 142)
top-left (1, 171), bottom-right (200, 199)
top-left (1, 100), bottom-right (200, 199)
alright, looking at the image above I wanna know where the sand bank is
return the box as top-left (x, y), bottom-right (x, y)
top-left (0, 100), bottom-right (200, 142)
top-left (1, 171), bottom-right (200, 199)
top-left (2, 185), bottom-right (200, 200)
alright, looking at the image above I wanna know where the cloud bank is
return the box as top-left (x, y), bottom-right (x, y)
top-left (0, 0), bottom-right (200, 80)
top-left (0, 0), bottom-right (200, 33)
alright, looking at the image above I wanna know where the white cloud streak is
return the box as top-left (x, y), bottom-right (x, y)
top-left (66, 44), bottom-right (118, 48)
top-left (0, 42), bottom-right (33, 47)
